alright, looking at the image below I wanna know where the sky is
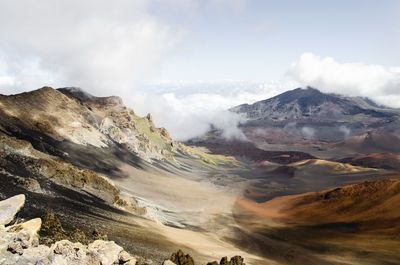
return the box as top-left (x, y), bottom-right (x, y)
top-left (0, 0), bottom-right (399, 140)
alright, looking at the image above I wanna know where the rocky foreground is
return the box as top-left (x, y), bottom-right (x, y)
top-left (0, 194), bottom-right (245, 265)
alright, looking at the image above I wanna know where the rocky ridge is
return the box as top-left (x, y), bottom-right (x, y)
top-left (0, 87), bottom-right (182, 162)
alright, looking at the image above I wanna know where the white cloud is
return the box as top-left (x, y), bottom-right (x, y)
top-left (339, 125), bottom-right (351, 139)
top-left (0, 0), bottom-right (185, 94)
top-left (135, 80), bottom-right (296, 140)
top-left (288, 53), bottom-right (400, 107)
top-left (301, 127), bottom-right (315, 139)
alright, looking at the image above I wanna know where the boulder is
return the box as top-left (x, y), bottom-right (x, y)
top-left (6, 218), bottom-right (42, 255)
top-left (19, 245), bottom-right (51, 265)
top-left (50, 240), bottom-right (97, 265)
top-left (219, 256), bottom-right (245, 265)
top-left (0, 194), bottom-right (25, 225)
top-left (88, 240), bottom-right (123, 265)
top-left (119, 250), bottom-right (136, 264)
top-left (170, 249), bottom-right (194, 265)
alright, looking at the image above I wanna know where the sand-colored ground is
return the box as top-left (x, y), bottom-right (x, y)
top-left (112, 162), bottom-right (277, 265)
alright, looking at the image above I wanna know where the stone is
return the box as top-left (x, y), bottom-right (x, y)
top-left (19, 245), bottom-right (51, 265)
top-left (7, 218), bottom-right (42, 236)
top-left (119, 250), bottom-right (134, 262)
top-left (170, 249), bottom-right (194, 265)
top-left (50, 240), bottom-right (89, 265)
top-left (124, 258), bottom-right (137, 265)
top-left (88, 240), bottom-right (122, 265)
top-left (206, 262), bottom-right (218, 265)
top-left (228, 256), bottom-right (245, 265)
top-left (219, 256), bottom-right (245, 265)
top-left (8, 232), bottom-right (31, 254)
top-left (0, 194), bottom-right (25, 225)
top-left (220, 257), bottom-right (229, 265)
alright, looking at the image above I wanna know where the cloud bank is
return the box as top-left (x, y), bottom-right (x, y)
top-left (135, 80), bottom-right (297, 140)
top-left (288, 53), bottom-right (400, 108)
top-left (0, 0), bottom-right (186, 96)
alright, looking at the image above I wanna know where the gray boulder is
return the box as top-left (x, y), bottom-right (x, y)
top-left (0, 194), bottom-right (25, 225)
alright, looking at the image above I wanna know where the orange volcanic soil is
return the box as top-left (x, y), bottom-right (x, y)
top-left (341, 153), bottom-right (400, 171)
top-left (237, 179), bottom-right (400, 234)
top-left (334, 131), bottom-right (400, 153)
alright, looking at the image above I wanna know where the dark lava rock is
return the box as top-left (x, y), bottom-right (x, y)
top-left (207, 256), bottom-right (245, 265)
top-left (219, 256), bottom-right (245, 265)
top-left (170, 249), bottom-right (195, 265)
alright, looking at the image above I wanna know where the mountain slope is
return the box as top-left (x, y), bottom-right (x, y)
top-left (0, 86), bottom-right (180, 162)
top-left (229, 87), bottom-right (400, 144)
top-left (231, 87), bottom-right (396, 122)
top-left (234, 178), bottom-right (400, 265)
top-left (0, 87), bottom-right (253, 264)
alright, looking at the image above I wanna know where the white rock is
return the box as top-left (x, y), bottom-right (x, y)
top-left (89, 240), bottom-right (122, 264)
top-left (88, 240), bottom-right (123, 265)
top-left (19, 245), bottom-right (51, 265)
top-left (0, 194), bottom-right (25, 225)
top-left (50, 240), bottom-right (89, 265)
top-left (125, 258), bottom-right (137, 265)
top-left (7, 218), bottom-right (42, 236)
top-left (163, 260), bottom-right (177, 265)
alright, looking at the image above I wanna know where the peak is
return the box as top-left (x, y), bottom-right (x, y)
top-left (285, 86), bottom-right (322, 96)
top-left (58, 87), bottom-right (123, 106)
top-left (2, 86), bottom-right (68, 100)
top-left (305, 86), bottom-right (320, 92)
top-left (34, 86), bottom-right (60, 95)
top-left (38, 86), bottom-right (55, 91)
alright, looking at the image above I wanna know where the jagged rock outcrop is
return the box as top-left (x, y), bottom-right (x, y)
top-left (57, 87), bottom-right (181, 162)
top-left (0, 194), bottom-right (137, 265)
top-left (0, 86), bottom-right (183, 163)
top-left (206, 256), bottom-right (245, 265)
top-left (169, 249), bottom-right (194, 265)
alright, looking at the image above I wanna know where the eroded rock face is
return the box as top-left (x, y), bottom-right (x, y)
top-left (0, 87), bottom-right (185, 164)
top-left (0, 134), bottom-right (119, 205)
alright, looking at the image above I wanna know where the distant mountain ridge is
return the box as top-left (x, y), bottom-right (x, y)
top-left (231, 87), bottom-right (396, 123)
top-left (229, 87), bottom-right (400, 142)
